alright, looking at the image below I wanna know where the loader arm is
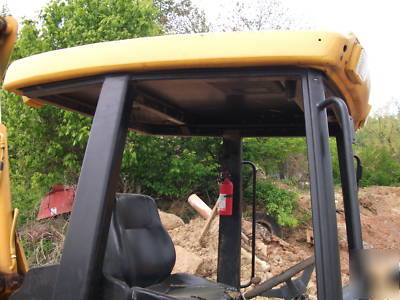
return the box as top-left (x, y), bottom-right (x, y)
top-left (0, 16), bottom-right (28, 300)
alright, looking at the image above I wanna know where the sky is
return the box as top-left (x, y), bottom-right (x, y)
top-left (4, 0), bottom-right (400, 113)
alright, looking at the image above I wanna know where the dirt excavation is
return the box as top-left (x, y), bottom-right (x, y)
top-left (20, 186), bottom-right (399, 299)
top-left (162, 186), bottom-right (400, 299)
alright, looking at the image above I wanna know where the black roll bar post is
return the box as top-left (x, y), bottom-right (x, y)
top-left (52, 75), bottom-right (134, 300)
top-left (217, 132), bottom-right (243, 288)
top-left (302, 70), bottom-right (343, 300)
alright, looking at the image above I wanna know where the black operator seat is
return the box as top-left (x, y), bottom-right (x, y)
top-left (102, 194), bottom-right (241, 300)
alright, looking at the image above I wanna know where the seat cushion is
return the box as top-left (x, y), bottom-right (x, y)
top-left (146, 273), bottom-right (241, 300)
top-left (103, 194), bottom-right (176, 288)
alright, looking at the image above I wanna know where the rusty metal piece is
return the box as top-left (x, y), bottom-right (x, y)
top-left (251, 276), bottom-right (262, 285)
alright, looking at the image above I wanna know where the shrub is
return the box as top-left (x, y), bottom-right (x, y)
top-left (245, 178), bottom-right (299, 227)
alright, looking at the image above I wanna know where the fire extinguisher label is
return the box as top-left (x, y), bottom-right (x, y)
top-left (218, 194), bottom-right (226, 210)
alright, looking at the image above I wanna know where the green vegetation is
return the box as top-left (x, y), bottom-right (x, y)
top-left (19, 218), bottom-right (67, 266)
top-left (244, 178), bottom-right (299, 227)
top-left (255, 179), bottom-right (298, 227)
top-left (330, 103), bottom-right (400, 187)
top-left (355, 108), bottom-right (400, 186)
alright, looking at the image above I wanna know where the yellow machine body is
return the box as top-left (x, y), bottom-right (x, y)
top-left (0, 125), bottom-right (28, 298)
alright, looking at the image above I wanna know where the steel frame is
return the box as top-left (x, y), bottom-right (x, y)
top-left (48, 68), bottom-right (364, 300)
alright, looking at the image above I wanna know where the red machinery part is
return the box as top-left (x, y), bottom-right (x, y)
top-left (37, 185), bottom-right (76, 220)
top-left (218, 177), bottom-right (233, 215)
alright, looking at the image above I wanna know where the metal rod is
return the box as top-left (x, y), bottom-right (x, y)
top-left (320, 97), bottom-right (364, 255)
top-left (244, 256), bottom-right (315, 299)
top-left (217, 131), bottom-right (243, 288)
top-left (52, 75), bottom-right (133, 300)
top-left (240, 161), bottom-right (257, 288)
top-left (319, 97), bottom-right (364, 280)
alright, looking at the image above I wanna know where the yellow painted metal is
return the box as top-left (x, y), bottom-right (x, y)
top-left (3, 30), bottom-right (371, 128)
top-left (0, 16), bottom-right (27, 299)
top-left (15, 237), bottom-right (28, 275)
top-left (0, 17), bottom-right (18, 80)
top-left (9, 208), bottom-right (19, 272)
top-left (22, 96), bottom-right (44, 108)
top-left (0, 125), bottom-right (17, 274)
top-left (0, 126), bottom-right (28, 299)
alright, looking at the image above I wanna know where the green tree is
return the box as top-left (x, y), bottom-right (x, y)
top-left (2, 0), bottom-right (162, 222)
top-left (353, 100), bottom-right (400, 186)
top-left (243, 137), bottom-right (307, 180)
top-left (329, 99), bottom-right (400, 187)
top-left (120, 135), bottom-right (220, 199)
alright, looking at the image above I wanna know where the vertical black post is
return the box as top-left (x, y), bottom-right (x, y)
top-left (336, 131), bottom-right (364, 275)
top-left (53, 75), bottom-right (133, 300)
top-left (217, 131), bottom-right (242, 288)
top-left (302, 70), bottom-right (343, 299)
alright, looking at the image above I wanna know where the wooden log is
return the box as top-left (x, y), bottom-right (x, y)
top-left (188, 194), bottom-right (212, 219)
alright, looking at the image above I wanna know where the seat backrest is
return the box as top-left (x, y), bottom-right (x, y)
top-left (103, 194), bottom-right (176, 288)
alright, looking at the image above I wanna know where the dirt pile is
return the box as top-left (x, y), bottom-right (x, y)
top-left (167, 212), bottom-right (316, 296)
top-left (333, 186), bottom-right (400, 279)
top-left (167, 186), bottom-right (400, 298)
top-left (159, 209), bottom-right (185, 230)
top-left (357, 186), bottom-right (400, 249)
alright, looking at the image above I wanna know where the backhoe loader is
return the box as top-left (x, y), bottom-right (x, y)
top-left (1, 15), bottom-right (398, 299)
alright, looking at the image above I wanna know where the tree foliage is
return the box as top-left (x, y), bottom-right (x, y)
top-left (244, 138), bottom-right (306, 179)
top-left (251, 178), bottom-right (299, 227)
top-left (329, 100), bottom-right (400, 187)
top-left (353, 101), bottom-right (400, 186)
top-left (120, 136), bottom-right (220, 199)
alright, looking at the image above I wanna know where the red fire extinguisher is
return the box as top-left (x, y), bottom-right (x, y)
top-left (218, 172), bottom-right (233, 216)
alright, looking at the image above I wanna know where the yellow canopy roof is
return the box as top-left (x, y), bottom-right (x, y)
top-left (3, 30), bottom-right (370, 128)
